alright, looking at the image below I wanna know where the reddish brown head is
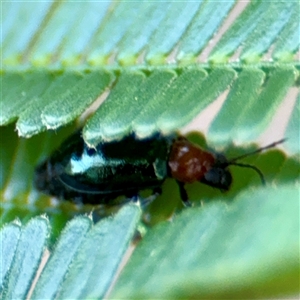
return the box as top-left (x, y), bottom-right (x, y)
top-left (168, 137), bottom-right (232, 190)
top-left (168, 137), bottom-right (214, 183)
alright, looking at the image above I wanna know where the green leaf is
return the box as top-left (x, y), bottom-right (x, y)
top-left (177, 0), bottom-right (235, 63)
top-left (111, 186), bottom-right (299, 299)
top-left (208, 66), bottom-right (298, 145)
top-left (145, 1), bottom-right (202, 64)
top-left (0, 221), bottom-right (21, 288)
top-left (31, 216), bottom-right (92, 299)
top-left (83, 70), bottom-right (147, 144)
top-left (209, 1), bottom-right (271, 63)
top-left (28, 2), bottom-right (110, 66)
top-left (208, 67), bottom-right (265, 145)
top-left (2, 2), bottom-right (52, 64)
top-left (88, 1), bottom-right (146, 65)
top-left (2, 216), bottom-right (50, 300)
top-left (158, 67), bottom-right (236, 134)
top-left (58, 2), bottom-right (110, 66)
top-left (0, 205), bottom-right (141, 299)
top-left (285, 93), bottom-right (300, 154)
top-left (232, 66), bottom-right (297, 142)
top-left (240, 2), bottom-right (294, 63)
top-left (57, 204), bottom-right (141, 299)
top-left (272, 5), bottom-right (300, 62)
top-left (1, 72), bottom-right (55, 126)
top-left (2, 187), bottom-right (298, 299)
top-left (116, 1), bottom-right (175, 65)
top-left (16, 72), bottom-right (84, 137)
top-left (41, 70), bottom-right (114, 130)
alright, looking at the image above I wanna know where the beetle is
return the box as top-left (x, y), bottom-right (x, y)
top-left (34, 131), bottom-right (284, 207)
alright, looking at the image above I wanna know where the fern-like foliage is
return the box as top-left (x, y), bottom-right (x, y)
top-left (1, 1), bottom-right (299, 299)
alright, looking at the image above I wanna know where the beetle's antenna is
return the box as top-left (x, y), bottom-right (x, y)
top-left (229, 138), bottom-right (286, 163)
top-left (226, 139), bottom-right (286, 185)
top-left (230, 162), bottom-right (266, 185)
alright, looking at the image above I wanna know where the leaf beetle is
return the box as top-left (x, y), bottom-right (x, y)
top-left (34, 131), bottom-right (284, 207)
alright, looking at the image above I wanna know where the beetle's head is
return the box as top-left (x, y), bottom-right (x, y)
top-left (200, 167), bottom-right (232, 191)
top-left (202, 138), bottom-right (286, 190)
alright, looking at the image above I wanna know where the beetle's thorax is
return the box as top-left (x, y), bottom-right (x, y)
top-left (168, 138), bottom-right (216, 183)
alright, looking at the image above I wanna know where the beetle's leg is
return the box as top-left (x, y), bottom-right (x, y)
top-left (140, 187), bottom-right (162, 208)
top-left (119, 191), bottom-right (139, 205)
top-left (123, 193), bottom-right (139, 204)
top-left (130, 194), bottom-right (139, 203)
top-left (176, 181), bottom-right (192, 207)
